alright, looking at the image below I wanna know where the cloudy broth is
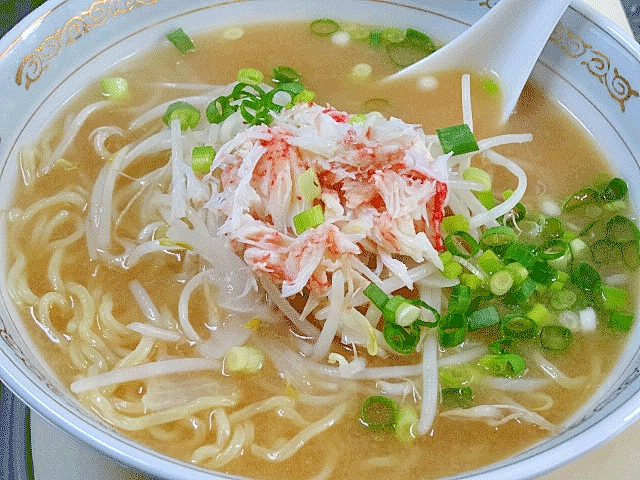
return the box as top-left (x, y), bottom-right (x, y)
top-left (8, 21), bottom-right (637, 480)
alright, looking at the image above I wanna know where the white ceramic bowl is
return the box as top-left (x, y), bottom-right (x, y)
top-left (1, 1), bottom-right (639, 479)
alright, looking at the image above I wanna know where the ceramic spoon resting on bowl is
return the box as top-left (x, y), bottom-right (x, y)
top-left (385, 0), bottom-right (572, 124)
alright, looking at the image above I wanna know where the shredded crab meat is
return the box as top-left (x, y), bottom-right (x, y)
top-left (207, 102), bottom-right (450, 297)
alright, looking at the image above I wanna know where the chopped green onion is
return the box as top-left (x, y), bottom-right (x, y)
top-left (436, 124), bottom-right (479, 156)
top-left (489, 270), bottom-right (514, 296)
top-left (479, 226), bottom-right (516, 252)
top-left (382, 295), bottom-right (407, 323)
top-left (386, 28), bottom-right (436, 67)
top-left (570, 262), bottom-right (602, 294)
top-left (272, 65), bottom-right (301, 83)
top-left (501, 314), bottom-right (538, 340)
top-left (298, 167), bottom-right (321, 203)
top-left (590, 239), bottom-right (622, 264)
top-left (444, 231), bottom-right (479, 258)
top-left (395, 405), bottom-right (419, 442)
top-left (563, 188), bottom-right (600, 212)
top-left (481, 77), bottom-right (500, 96)
top-left (622, 241), bottom-right (640, 269)
top-left (479, 353), bottom-right (526, 377)
top-left (478, 249), bottom-right (504, 274)
top-left (504, 262), bottom-right (529, 286)
top-left (550, 290), bottom-right (577, 310)
top-left (608, 311), bottom-right (634, 331)
top-left (360, 396), bottom-right (398, 431)
top-left (206, 96), bottom-right (235, 124)
top-left (381, 27), bottom-right (405, 43)
top-left (162, 101), bottom-right (201, 130)
top-left (526, 303), bottom-right (549, 325)
top-left (293, 89), bottom-right (315, 104)
top-left (293, 205), bottom-right (324, 234)
top-left (363, 97), bottom-right (390, 113)
top-left (191, 146), bottom-right (215, 173)
top-left (539, 325), bottom-right (573, 351)
top-left (278, 82), bottom-right (305, 96)
top-left (606, 215), bottom-right (640, 244)
top-left (441, 214), bottom-right (470, 234)
top-left (601, 178), bottom-right (628, 202)
top-left (596, 284), bottom-right (629, 312)
top-left (224, 346), bottom-right (264, 374)
top-left (166, 28), bottom-right (195, 54)
top-left (310, 18), bottom-right (340, 36)
top-left (100, 77), bottom-right (129, 100)
top-left (504, 276), bottom-right (537, 305)
top-left (504, 242), bottom-right (539, 270)
top-left (540, 239), bottom-right (571, 268)
top-left (440, 251), bottom-right (454, 265)
top-left (448, 285), bottom-right (472, 314)
top-left (442, 260), bottom-right (463, 279)
top-left (488, 337), bottom-right (513, 354)
top-left (350, 113), bottom-right (367, 125)
top-left (462, 167), bottom-right (492, 190)
top-left (460, 273), bottom-right (482, 291)
top-left (467, 305), bottom-right (500, 331)
top-left (363, 282), bottom-right (389, 310)
top-left (477, 190), bottom-right (495, 210)
top-left (383, 322), bottom-right (420, 354)
top-left (439, 313), bottom-right (467, 348)
top-left (441, 387), bottom-right (473, 409)
top-left (395, 302), bottom-right (422, 327)
top-left (237, 68), bottom-right (264, 85)
top-left (530, 261), bottom-right (558, 285)
top-left (369, 30), bottom-right (382, 46)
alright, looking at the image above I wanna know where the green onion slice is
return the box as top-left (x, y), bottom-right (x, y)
top-left (438, 313), bottom-right (467, 348)
top-left (462, 167), bottom-right (492, 191)
top-left (162, 101), bottom-right (201, 130)
top-left (622, 241), bottom-right (640, 269)
top-left (563, 188), bottom-right (600, 212)
top-left (206, 96), bottom-right (236, 124)
top-left (297, 167), bottom-right (322, 203)
top-left (609, 311), bottom-right (635, 331)
top-left (436, 124), bottom-right (479, 156)
top-left (489, 270), bottom-right (514, 296)
top-left (539, 325), bottom-right (573, 351)
top-left (467, 305), bottom-right (500, 332)
top-left (479, 353), bottom-right (526, 377)
top-left (237, 67), bottom-right (264, 85)
top-left (606, 215), bottom-right (640, 244)
top-left (360, 396), bottom-right (398, 431)
top-left (530, 261), bottom-right (558, 285)
top-left (488, 337), bottom-right (513, 354)
top-left (444, 231), bottom-right (479, 259)
top-left (293, 205), bottom-right (324, 235)
top-left (542, 217), bottom-right (564, 240)
top-left (310, 18), bottom-right (340, 36)
top-left (597, 284), bottom-right (629, 312)
top-left (166, 28), bottom-right (195, 54)
top-left (191, 145), bottom-right (215, 173)
top-left (504, 276), bottom-right (537, 305)
top-left (448, 284), bottom-right (472, 315)
top-left (383, 322), bottom-right (420, 354)
top-left (100, 77), bottom-right (129, 100)
top-left (441, 387), bottom-right (473, 409)
top-left (369, 30), bottom-right (382, 46)
top-left (272, 65), bottom-right (301, 84)
top-left (501, 314), bottom-right (538, 340)
top-left (601, 178), bottom-right (628, 202)
top-left (363, 282), bottom-right (389, 310)
top-left (381, 27), bottom-right (405, 43)
top-left (479, 226), bottom-right (516, 251)
top-left (590, 239), bottom-right (622, 264)
top-left (570, 262), bottom-right (602, 293)
top-left (550, 289), bottom-right (577, 310)
top-left (539, 239), bottom-right (570, 261)
top-left (504, 242), bottom-right (539, 270)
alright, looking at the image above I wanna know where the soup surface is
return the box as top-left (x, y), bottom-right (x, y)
top-left (5, 21), bottom-right (638, 480)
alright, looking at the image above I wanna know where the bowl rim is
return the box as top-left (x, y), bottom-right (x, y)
top-left (1, 1), bottom-right (640, 479)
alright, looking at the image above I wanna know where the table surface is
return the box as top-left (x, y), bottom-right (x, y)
top-left (4, 1), bottom-right (640, 479)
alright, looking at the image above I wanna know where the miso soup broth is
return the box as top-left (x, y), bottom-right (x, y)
top-left (6, 21), bottom-right (639, 480)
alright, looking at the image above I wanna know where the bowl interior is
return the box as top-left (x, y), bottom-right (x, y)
top-left (1, 1), bottom-right (639, 479)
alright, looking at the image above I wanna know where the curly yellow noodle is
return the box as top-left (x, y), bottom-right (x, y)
top-left (228, 395), bottom-right (295, 424)
top-left (18, 146), bottom-right (37, 188)
top-left (80, 390), bottom-right (238, 431)
top-left (203, 424), bottom-right (246, 469)
top-left (13, 190), bottom-right (86, 235)
top-left (191, 408), bottom-right (232, 464)
top-left (115, 336), bottom-right (156, 370)
top-left (6, 252), bottom-right (39, 307)
top-left (98, 294), bottom-right (131, 337)
top-left (44, 213), bottom-right (85, 251)
top-left (250, 402), bottom-right (348, 462)
top-left (111, 398), bottom-right (146, 415)
top-left (34, 291), bottom-right (69, 345)
top-left (46, 249), bottom-right (66, 293)
top-left (68, 342), bottom-right (88, 371)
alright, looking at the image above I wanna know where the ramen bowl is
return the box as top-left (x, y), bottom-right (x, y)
top-left (0, 1), bottom-right (639, 479)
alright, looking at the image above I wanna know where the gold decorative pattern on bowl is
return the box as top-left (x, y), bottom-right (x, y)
top-left (15, 0), bottom-right (158, 90)
top-left (550, 22), bottom-right (639, 112)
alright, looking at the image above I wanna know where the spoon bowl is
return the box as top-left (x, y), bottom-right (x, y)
top-left (385, 0), bottom-right (572, 124)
